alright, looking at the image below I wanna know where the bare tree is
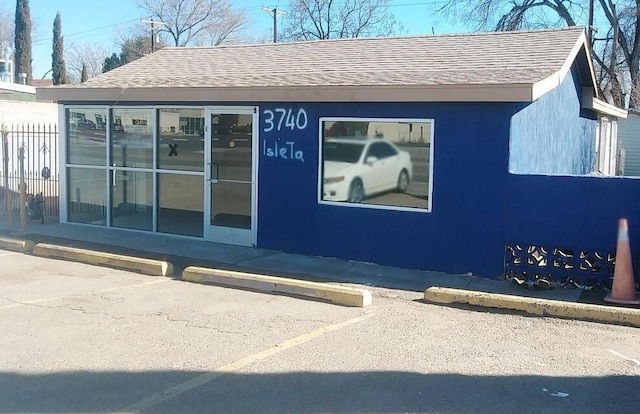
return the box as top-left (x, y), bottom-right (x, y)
top-left (594, 0), bottom-right (640, 108)
top-left (630, 79), bottom-right (640, 108)
top-left (65, 42), bottom-right (110, 83)
top-left (281, 0), bottom-right (399, 41)
top-left (191, 5), bottom-right (249, 46)
top-left (0, 4), bottom-right (13, 46)
top-left (137, 0), bottom-right (248, 46)
top-left (438, 0), bottom-right (639, 108)
top-left (438, 0), bottom-right (578, 32)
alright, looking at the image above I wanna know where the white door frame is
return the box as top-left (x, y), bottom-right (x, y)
top-left (203, 106), bottom-right (258, 246)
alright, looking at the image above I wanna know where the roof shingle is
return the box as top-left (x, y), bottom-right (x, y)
top-left (38, 27), bottom-right (591, 103)
top-left (79, 27), bottom-right (586, 89)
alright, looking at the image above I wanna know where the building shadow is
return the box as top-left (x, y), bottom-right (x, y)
top-left (0, 370), bottom-right (636, 413)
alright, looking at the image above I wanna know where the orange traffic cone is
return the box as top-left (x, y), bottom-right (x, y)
top-left (605, 218), bottom-right (640, 305)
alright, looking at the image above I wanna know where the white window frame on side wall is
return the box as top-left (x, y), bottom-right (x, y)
top-left (595, 116), bottom-right (619, 176)
top-left (317, 117), bottom-right (434, 213)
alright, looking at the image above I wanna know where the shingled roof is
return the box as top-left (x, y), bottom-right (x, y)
top-left (38, 26), bottom-right (596, 104)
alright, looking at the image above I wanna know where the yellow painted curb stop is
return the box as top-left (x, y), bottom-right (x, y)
top-left (0, 236), bottom-right (35, 253)
top-left (425, 287), bottom-right (640, 328)
top-left (182, 266), bottom-right (372, 307)
top-left (32, 243), bottom-right (173, 276)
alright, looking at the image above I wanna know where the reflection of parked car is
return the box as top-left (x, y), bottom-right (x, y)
top-left (113, 124), bottom-right (124, 133)
top-left (323, 138), bottom-right (412, 203)
top-left (77, 119), bottom-right (96, 129)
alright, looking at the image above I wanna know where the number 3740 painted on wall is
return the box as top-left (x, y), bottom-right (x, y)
top-left (262, 108), bottom-right (307, 163)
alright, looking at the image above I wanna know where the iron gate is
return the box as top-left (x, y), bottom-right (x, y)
top-left (1, 123), bottom-right (59, 218)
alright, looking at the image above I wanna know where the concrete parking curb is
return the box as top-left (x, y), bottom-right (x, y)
top-left (32, 243), bottom-right (174, 276)
top-left (424, 287), bottom-right (640, 327)
top-left (0, 236), bottom-right (35, 253)
top-left (182, 266), bottom-right (372, 307)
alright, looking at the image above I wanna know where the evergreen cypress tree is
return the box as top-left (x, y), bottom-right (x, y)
top-left (13, 0), bottom-right (32, 84)
top-left (52, 12), bottom-right (67, 84)
top-left (102, 53), bottom-right (122, 73)
top-left (81, 63), bottom-right (88, 82)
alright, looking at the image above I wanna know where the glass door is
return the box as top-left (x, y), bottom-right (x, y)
top-left (204, 108), bottom-right (257, 245)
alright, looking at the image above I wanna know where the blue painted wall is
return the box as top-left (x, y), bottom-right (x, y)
top-left (256, 75), bottom-right (635, 282)
top-left (63, 68), bottom-right (638, 284)
top-left (504, 174), bottom-right (640, 285)
top-left (257, 102), bottom-right (517, 277)
top-left (509, 66), bottom-right (597, 175)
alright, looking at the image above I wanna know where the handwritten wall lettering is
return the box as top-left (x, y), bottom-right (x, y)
top-left (263, 140), bottom-right (304, 162)
top-left (262, 108), bottom-right (308, 163)
top-left (263, 108), bottom-right (308, 132)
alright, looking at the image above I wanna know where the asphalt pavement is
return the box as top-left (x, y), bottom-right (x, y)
top-left (3, 252), bottom-right (638, 413)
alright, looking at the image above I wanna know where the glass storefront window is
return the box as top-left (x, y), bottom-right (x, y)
top-left (112, 109), bottom-right (153, 168)
top-left (111, 170), bottom-right (153, 231)
top-left (157, 173), bottom-right (203, 237)
top-left (158, 109), bottom-right (204, 172)
top-left (68, 167), bottom-right (107, 225)
top-left (67, 108), bottom-right (107, 165)
top-left (320, 119), bottom-right (432, 210)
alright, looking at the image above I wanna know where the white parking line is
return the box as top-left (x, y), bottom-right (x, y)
top-left (0, 279), bottom-right (170, 310)
top-left (608, 349), bottom-right (640, 366)
top-left (118, 311), bottom-right (377, 413)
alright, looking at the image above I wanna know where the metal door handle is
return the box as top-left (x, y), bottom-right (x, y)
top-left (210, 163), bottom-right (219, 181)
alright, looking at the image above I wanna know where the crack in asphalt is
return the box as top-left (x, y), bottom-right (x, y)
top-left (153, 311), bottom-right (250, 333)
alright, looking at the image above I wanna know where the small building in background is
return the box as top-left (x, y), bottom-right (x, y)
top-left (0, 81), bottom-right (57, 124)
top-left (618, 108), bottom-right (640, 176)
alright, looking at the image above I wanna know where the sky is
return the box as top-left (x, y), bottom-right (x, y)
top-left (7, 0), bottom-right (466, 80)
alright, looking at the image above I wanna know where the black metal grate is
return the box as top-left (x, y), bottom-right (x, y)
top-left (504, 244), bottom-right (623, 289)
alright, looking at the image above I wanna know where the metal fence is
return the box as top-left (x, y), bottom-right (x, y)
top-left (1, 123), bottom-right (59, 217)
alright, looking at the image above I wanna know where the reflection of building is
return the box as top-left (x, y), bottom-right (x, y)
top-left (0, 43), bottom-right (14, 83)
top-left (38, 28), bottom-right (637, 286)
top-left (156, 109), bottom-right (204, 134)
top-left (367, 122), bottom-right (431, 143)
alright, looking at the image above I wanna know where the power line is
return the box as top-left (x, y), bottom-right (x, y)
top-left (32, 17), bottom-right (143, 44)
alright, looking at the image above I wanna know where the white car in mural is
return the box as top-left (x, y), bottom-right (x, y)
top-left (322, 138), bottom-right (413, 203)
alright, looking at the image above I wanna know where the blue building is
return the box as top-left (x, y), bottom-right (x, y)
top-left (38, 27), bottom-right (634, 285)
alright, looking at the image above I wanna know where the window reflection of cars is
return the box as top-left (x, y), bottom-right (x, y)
top-left (323, 138), bottom-right (412, 203)
top-left (77, 119), bottom-right (96, 129)
top-left (113, 124), bottom-right (124, 133)
top-left (212, 124), bottom-right (251, 148)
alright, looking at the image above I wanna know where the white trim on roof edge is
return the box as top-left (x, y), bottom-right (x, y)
top-left (37, 84), bottom-right (536, 103)
top-left (531, 29), bottom-right (596, 101)
top-left (590, 98), bottom-right (627, 118)
top-left (582, 90), bottom-right (627, 118)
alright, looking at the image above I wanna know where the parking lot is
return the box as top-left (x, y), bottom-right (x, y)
top-left (1, 249), bottom-right (639, 413)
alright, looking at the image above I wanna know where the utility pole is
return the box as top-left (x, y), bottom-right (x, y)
top-left (141, 18), bottom-right (167, 52)
top-left (262, 7), bottom-right (286, 43)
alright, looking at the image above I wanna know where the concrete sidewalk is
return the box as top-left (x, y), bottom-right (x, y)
top-left (1, 213), bottom-right (639, 325)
